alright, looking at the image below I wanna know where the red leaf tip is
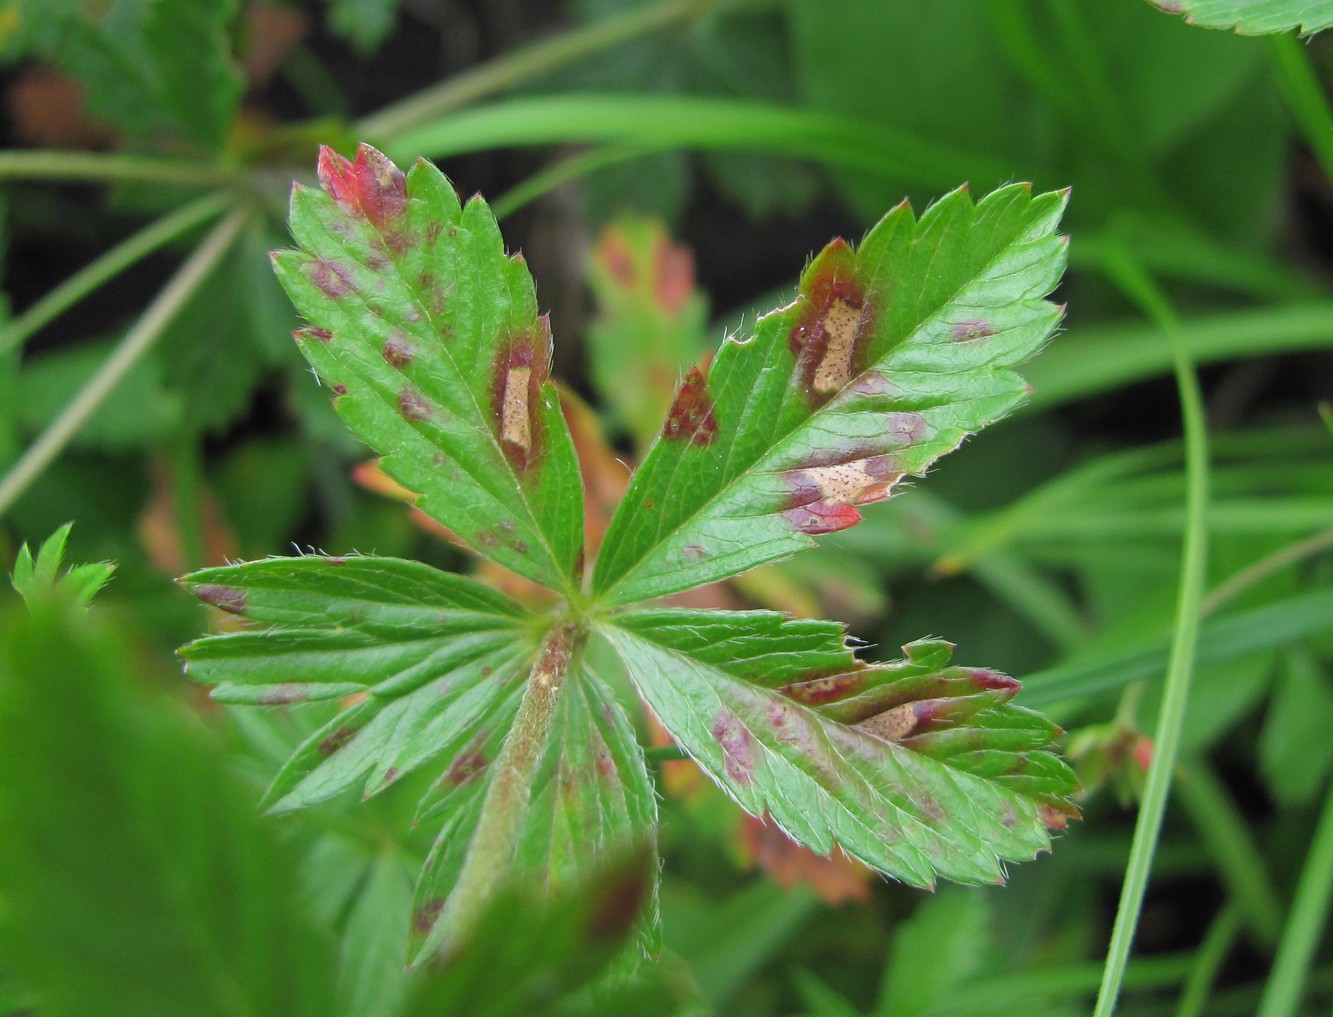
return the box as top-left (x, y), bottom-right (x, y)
top-left (317, 143), bottom-right (407, 228)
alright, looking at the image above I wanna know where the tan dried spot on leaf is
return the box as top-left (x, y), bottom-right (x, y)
top-left (501, 365), bottom-right (532, 453)
top-left (856, 703), bottom-right (918, 742)
top-left (813, 298), bottom-right (863, 394)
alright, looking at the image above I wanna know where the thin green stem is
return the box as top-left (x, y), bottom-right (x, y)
top-left (0, 191), bottom-right (231, 358)
top-left (491, 143), bottom-right (656, 220)
top-left (1268, 34), bottom-right (1333, 188)
top-left (1175, 902), bottom-right (1243, 1017)
top-left (0, 211), bottom-right (246, 519)
top-left (357, 0), bottom-right (719, 141)
top-left (0, 150), bottom-right (237, 188)
top-left (431, 622), bottom-right (577, 953)
top-left (1256, 778), bottom-right (1333, 1017)
top-left (1201, 526), bottom-right (1333, 616)
top-left (1176, 760), bottom-right (1283, 948)
top-left (1093, 250), bottom-right (1211, 1017)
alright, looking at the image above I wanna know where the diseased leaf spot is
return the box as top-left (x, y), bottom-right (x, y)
top-left (413, 898), bottom-right (446, 934)
top-left (383, 334), bottom-right (414, 368)
top-left (258, 684), bottom-right (309, 706)
top-left (318, 726), bottom-right (356, 755)
top-left (681, 543), bottom-right (708, 562)
top-left (332, 384), bottom-right (348, 395)
top-left (317, 143), bottom-right (407, 229)
top-left (788, 238), bottom-right (876, 405)
top-left (662, 366), bottom-right (717, 445)
top-left (712, 707), bottom-right (755, 784)
top-left (489, 318), bottom-right (551, 472)
top-left (855, 703), bottom-right (918, 742)
top-left (953, 318), bottom-right (994, 342)
top-left (586, 867), bottom-right (650, 941)
top-left (781, 452), bottom-right (903, 536)
top-left (305, 257), bottom-right (352, 298)
top-left (444, 740), bottom-right (488, 786)
top-left (194, 584), bottom-right (246, 614)
top-left (782, 671), bottom-right (867, 705)
top-left (970, 668), bottom-right (1021, 693)
top-left (295, 326), bottom-right (333, 342)
top-left (399, 387), bottom-right (431, 421)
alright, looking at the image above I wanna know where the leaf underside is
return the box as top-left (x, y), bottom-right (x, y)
top-left (604, 610), bottom-right (1077, 887)
top-left (179, 556), bottom-right (657, 960)
top-left (592, 182), bottom-right (1068, 605)
top-left (1147, 0), bottom-right (1333, 35)
top-left (272, 145), bottom-right (585, 594)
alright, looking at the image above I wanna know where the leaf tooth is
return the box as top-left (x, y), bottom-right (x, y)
top-left (317, 143), bottom-right (408, 229)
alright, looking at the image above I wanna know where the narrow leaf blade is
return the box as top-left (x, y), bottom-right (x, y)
top-left (592, 184), bottom-right (1067, 604)
top-left (273, 145), bottom-right (585, 592)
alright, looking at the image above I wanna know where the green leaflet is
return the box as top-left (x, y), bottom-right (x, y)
top-left (1147, 0), bottom-right (1333, 34)
top-left (603, 610), bottom-right (1078, 887)
top-left (272, 145), bottom-right (585, 593)
top-left (592, 184), bottom-right (1067, 605)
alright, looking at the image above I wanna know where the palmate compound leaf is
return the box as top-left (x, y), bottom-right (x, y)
top-left (178, 559), bottom-right (656, 961)
top-left (602, 609), bottom-right (1079, 887)
top-left (271, 145), bottom-right (584, 594)
top-left (592, 183), bottom-right (1068, 605)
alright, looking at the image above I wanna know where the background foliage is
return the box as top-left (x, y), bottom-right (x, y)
top-left (1, 1), bottom-right (1331, 1014)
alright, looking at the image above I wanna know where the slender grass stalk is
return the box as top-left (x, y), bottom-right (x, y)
top-left (357, 0), bottom-right (725, 141)
top-left (491, 143), bottom-right (656, 220)
top-left (1176, 902), bottom-right (1242, 1017)
top-left (1092, 249), bottom-right (1211, 1017)
top-left (1176, 761), bottom-right (1282, 947)
top-left (1201, 527), bottom-right (1333, 615)
top-left (1268, 34), bottom-right (1333, 187)
top-left (0, 150), bottom-right (237, 188)
top-left (0, 192), bottom-right (231, 357)
top-left (0, 212), bottom-right (246, 518)
top-left (1256, 778), bottom-right (1333, 1017)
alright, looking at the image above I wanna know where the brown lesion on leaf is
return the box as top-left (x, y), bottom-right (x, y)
top-left (317, 143), bottom-right (408, 231)
top-left (413, 897), bottom-right (447, 935)
top-left (489, 316), bottom-right (552, 474)
top-left (194, 584), bottom-right (247, 614)
top-left (662, 364), bottom-right (718, 445)
top-left (443, 736), bottom-right (489, 787)
top-left (780, 449), bottom-right (905, 537)
top-left (317, 726), bottom-right (357, 756)
top-left (304, 256), bottom-right (352, 299)
top-left (258, 684), bottom-right (309, 706)
top-left (712, 707), bottom-right (756, 784)
top-left (398, 386), bottom-right (431, 422)
top-left (788, 238), bottom-right (877, 406)
top-left (856, 703), bottom-right (919, 742)
top-left (383, 333), bottom-right (414, 369)
top-left (953, 318), bottom-right (994, 342)
top-left (294, 326), bottom-right (333, 342)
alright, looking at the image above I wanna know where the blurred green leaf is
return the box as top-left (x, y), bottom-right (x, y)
top-left (324, 0), bottom-right (404, 54)
top-left (0, 565), bottom-right (338, 1017)
top-left (876, 890), bottom-right (989, 1017)
top-left (4, 0), bottom-right (243, 150)
top-left (1260, 648), bottom-right (1333, 806)
top-left (9, 522), bottom-right (113, 608)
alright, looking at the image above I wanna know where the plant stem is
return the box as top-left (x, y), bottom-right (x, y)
top-left (0, 191), bottom-right (231, 357)
top-left (357, 0), bottom-right (715, 141)
top-left (1093, 249), bottom-right (1211, 1017)
top-left (0, 211), bottom-right (246, 519)
top-left (1256, 778), bottom-right (1333, 1017)
top-left (0, 150), bottom-right (238, 188)
top-left (1268, 33), bottom-right (1333, 188)
top-left (433, 621), bottom-right (577, 953)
